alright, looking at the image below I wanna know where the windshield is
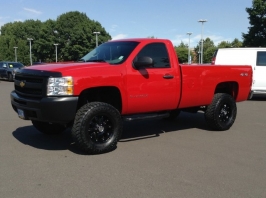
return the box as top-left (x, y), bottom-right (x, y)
top-left (8, 63), bottom-right (24, 68)
top-left (80, 41), bottom-right (139, 64)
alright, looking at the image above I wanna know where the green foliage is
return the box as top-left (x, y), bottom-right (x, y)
top-left (0, 11), bottom-right (111, 65)
top-left (194, 38), bottom-right (216, 63)
top-left (190, 37), bottom-right (243, 64)
top-left (242, 0), bottom-right (266, 47)
top-left (175, 47), bottom-right (188, 64)
top-left (174, 41), bottom-right (190, 63)
top-left (217, 39), bottom-right (243, 48)
top-left (177, 41), bottom-right (188, 48)
top-left (204, 46), bottom-right (217, 63)
top-left (217, 41), bottom-right (232, 48)
top-left (231, 38), bottom-right (243, 47)
top-left (0, 10), bottom-right (246, 65)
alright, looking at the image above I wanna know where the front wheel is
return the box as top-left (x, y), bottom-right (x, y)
top-left (71, 102), bottom-right (122, 154)
top-left (8, 73), bottom-right (13, 81)
top-left (31, 120), bottom-right (66, 134)
top-left (205, 93), bottom-right (237, 131)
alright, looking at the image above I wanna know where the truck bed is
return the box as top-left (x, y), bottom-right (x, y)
top-left (178, 64), bottom-right (252, 108)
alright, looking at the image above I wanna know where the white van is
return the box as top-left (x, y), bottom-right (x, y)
top-left (212, 48), bottom-right (266, 99)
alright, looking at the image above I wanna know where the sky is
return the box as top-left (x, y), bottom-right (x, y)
top-left (0, 0), bottom-right (252, 47)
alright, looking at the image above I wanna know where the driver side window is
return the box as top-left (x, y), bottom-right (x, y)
top-left (134, 43), bottom-right (170, 68)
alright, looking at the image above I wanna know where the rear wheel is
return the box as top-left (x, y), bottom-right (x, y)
top-left (71, 102), bottom-right (122, 154)
top-left (31, 120), bottom-right (66, 134)
top-left (205, 93), bottom-right (237, 131)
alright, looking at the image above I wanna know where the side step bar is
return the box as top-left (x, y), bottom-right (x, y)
top-left (123, 112), bottom-right (170, 121)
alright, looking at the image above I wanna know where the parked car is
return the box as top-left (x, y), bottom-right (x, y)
top-left (0, 61), bottom-right (24, 81)
top-left (212, 48), bottom-right (266, 99)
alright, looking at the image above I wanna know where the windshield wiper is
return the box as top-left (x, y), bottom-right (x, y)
top-left (86, 59), bottom-right (106, 63)
top-left (78, 58), bottom-right (85, 62)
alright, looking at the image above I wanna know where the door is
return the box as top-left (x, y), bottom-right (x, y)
top-left (253, 51), bottom-right (266, 91)
top-left (125, 42), bottom-right (180, 114)
top-left (0, 62), bottom-right (5, 77)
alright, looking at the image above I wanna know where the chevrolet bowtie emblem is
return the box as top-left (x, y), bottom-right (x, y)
top-left (20, 81), bottom-right (25, 88)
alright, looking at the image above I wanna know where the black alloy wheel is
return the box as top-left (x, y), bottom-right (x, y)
top-left (87, 114), bottom-right (114, 144)
top-left (205, 93), bottom-right (237, 131)
top-left (71, 102), bottom-right (122, 154)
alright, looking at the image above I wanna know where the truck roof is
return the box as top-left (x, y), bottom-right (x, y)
top-left (109, 38), bottom-right (171, 43)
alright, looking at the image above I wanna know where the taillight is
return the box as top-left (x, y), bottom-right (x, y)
top-left (211, 49), bottom-right (218, 65)
top-left (211, 57), bottom-right (216, 65)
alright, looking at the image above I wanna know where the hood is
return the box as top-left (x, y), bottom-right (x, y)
top-left (12, 65), bottom-right (25, 73)
top-left (23, 62), bottom-right (111, 73)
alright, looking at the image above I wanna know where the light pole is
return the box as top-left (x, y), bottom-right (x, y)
top-left (54, 44), bottom-right (58, 62)
top-left (198, 19), bottom-right (207, 64)
top-left (198, 51), bottom-right (201, 64)
top-left (93, 32), bottom-right (100, 47)
top-left (27, 38), bottom-right (33, 65)
top-left (187, 32), bottom-right (192, 64)
top-left (14, 47), bottom-right (18, 62)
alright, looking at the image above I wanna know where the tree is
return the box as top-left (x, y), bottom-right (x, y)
top-left (0, 19), bottom-right (43, 65)
top-left (174, 41), bottom-right (189, 63)
top-left (33, 19), bottom-right (59, 63)
top-left (217, 39), bottom-right (242, 49)
top-left (55, 11), bottom-right (111, 61)
top-left (0, 11), bottom-right (112, 64)
top-left (231, 38), bottom-right (243, 47)
top-left (217, 41), bottom-right (232, 48)
top-left (194, 37), bottom-right (216, 63)
top-left (242, 0), bottom-right (266, 47)
top-left (0, 35), bottom-right (11, 61)
top-left (24, 20), bottom-right (43, 64)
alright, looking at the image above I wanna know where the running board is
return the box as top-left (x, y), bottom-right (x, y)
top-left (123, 112), bottom-right (169, 121)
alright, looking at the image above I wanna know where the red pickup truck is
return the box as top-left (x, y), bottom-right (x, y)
top-left (10, 38), bottom-right (252, 154)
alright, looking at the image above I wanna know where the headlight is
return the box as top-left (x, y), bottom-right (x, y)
top-left (47, 76), bottom-right (73, 96)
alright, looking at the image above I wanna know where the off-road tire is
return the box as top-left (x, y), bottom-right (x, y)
top-left (205, 93), bottom-right (237, 131)
top-left (31, 120), bottom-right (66, 134)
top-left (71, 102), bottom-right (122, 154)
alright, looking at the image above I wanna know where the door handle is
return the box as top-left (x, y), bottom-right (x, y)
top-left (163, 74), bottom-right (174, 79)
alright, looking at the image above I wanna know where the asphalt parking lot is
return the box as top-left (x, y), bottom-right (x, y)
top-left (1, 80), bottom-right (266, 198)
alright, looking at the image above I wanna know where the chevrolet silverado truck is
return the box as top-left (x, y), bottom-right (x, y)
top-left (10, 38), bottom-right (252, 154)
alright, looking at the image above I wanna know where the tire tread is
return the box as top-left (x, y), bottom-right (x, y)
top-left (205, 93), bottom-right (237, 131)
top-left (71, 102), bottom-right (122, 154)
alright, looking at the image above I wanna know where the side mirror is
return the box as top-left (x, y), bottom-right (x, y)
top-left (133, 56), bottom-right (153, 70)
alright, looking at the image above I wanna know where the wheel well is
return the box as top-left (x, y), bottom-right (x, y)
top-left (77, 86), bottom-right (122, 112)
top-left (215, 82), bottom-right (238, 99)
